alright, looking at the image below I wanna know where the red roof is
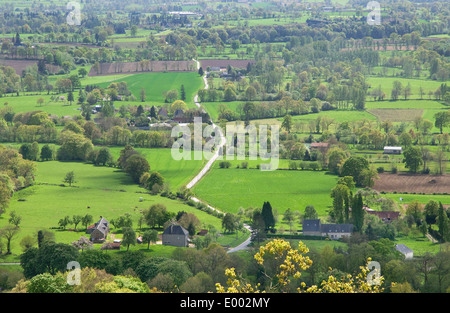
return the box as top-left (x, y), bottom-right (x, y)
top-left (311, 143), bottom-right (329, 148)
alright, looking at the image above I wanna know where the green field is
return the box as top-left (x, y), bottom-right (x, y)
top-left (108, 147), bottom-right (205, 190)
top-left (192, 165), bottom-right (338, 216)
top-left (366, 77), bottom-right (444, 98)
top-left (97, 72), bottom-right (204, 108)
top-left (1, 94), bottom-right (81, 117)
top-left (0, 160), bottom-right (229, 259)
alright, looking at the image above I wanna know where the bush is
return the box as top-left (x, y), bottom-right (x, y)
top-left (377, 166), bottom-right (384, 173)
top-left (289, 161), bottom-right (298, 170)
top-left (219, 161), bottom-right (231, 168)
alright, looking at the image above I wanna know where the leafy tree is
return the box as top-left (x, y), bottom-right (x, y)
top-left (95, 147), bottom-right (113, 166)
top-left (122, 227), bottom-right (136, 251)
top-left (63, 171), bottom-right (77, 187)
top-left (0, 224), bottom-right (20, 255)
top-left (67, 90), bottom-right (74, 105)
top-left (78, 68), bottom-right (88, 78)
top-left (331, 183), bottom-right (351, 224)
top-left (327, 147), bottom-right (348, 175)
top-left (403, 146), bottom-right (423, 173)
top-left (58, 216), bottom-right (72, 229)
top-left (8, 211), bottom-right (22, 228)
top-left (40, 144), bottom-right (54, 161)
top-left (304, 205), bottom-right (318, 220)
top-left (434, 111), bottom-right (450, 134)
top-left (156, 259), bottom-right (193, 287)
top-left (222, 213), bottom-right (237, 234)
top-left (142, 229), bottom-right (158, 249)
top-left (340, 156), bottom-right (369, 187)
top-left (145, 171), bottom-right (164, 191)
top-left (216, 239), bottom-right (384, 293)
top-left (82, 214), bottom-right (93, 231)
top-left (281, 114), bottom-right (293, 133)
top-left (72, 215), bottom-right (83, 230)
top-left (144, 204), bottom-right (171, 228)
top-left (123, 154), bottom-right (150, 183)
top-left (27, 273), bottom-right (71, 293)
top-left (282, 208), bottom-right (295, 233)
top-left (29, 242), bottom-right (78, 276)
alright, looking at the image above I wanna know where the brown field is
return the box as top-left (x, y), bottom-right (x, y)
top-left (368, 108), bottom-right (423, 122)
top-left (0, 58), bottom-right (61, 75)
top-left (373, 173), bottom-right (450, 194)
top-left (88, 60), bottom-right (197, 76)
top-left (0, 58), bottom-right (38, 74)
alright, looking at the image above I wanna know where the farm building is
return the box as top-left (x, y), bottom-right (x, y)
top-left (366, 210), bottom-right (400, 223)
top-left (86, 217), bottom-right (110, 243)
top-left (303, 219), bottom-right (353, 240)
top-left (162, 224), bottom-right (189, 247)
top-left (395, 244), bottom-right (413, 259)
top-left (383, 146), bottom-right (402, 155)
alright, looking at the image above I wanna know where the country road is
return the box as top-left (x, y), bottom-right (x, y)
top-left (186, 60), bottom-right (252, 253)
top-left (186, 60), bottom-right (226, 190)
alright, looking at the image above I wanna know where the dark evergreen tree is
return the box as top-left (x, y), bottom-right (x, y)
top-left (261, 201), bottom-right (275, 232)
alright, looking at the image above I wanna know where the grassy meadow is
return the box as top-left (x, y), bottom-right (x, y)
top-left (0, 160), bottom-right (235, 259)
top-left (192, 165), bottom-right (338, 217)
top-left (97, 72), bottom-right (204, 108)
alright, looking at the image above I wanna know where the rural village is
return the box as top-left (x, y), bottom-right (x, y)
top-left (0, 0), bottom-right (449, 296)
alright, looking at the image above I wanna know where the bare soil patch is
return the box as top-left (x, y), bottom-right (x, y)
top-left (368, 108), bottom-right (423, 122)
top-left (373, 173), bottom-right (450, 194)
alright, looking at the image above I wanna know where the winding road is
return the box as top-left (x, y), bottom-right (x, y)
top-left (186, 60), bottom-right (252, 253)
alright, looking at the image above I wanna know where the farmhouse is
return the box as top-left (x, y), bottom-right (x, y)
top-left (395, 244), bottom-right (413, 259)
top-left (162, 224), bottom-right (189, 247)
top-left (86, 217), bottom-right (110, 243)
top-left (303, 219), bottom-right (353, 240)
top-left (383, 146), bottom-right (402, 155)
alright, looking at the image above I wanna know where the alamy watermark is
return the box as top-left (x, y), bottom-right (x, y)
top-left (367, 1), bottom-right (381, 26)
top-left (66, 261), bottom-right (81, 286)
top-left (67, 1), bottom-right (81, 26)
top-left (366, 260), bottom-right (382, 286)
top-left (171, 117), bottom-right (280, 171)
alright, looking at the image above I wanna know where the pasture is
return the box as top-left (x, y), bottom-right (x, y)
top-left (192, 165), bottom-right (338, 217)
top-left (0, 160), bottom-right (227, 258)
top-left (97, 72), bottom-right (204, 108)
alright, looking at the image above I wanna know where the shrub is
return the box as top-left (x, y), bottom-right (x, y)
top-left (219, 161), bottom-right (231, 168)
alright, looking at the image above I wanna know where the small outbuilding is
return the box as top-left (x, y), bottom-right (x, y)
top-left (383, 146), bottom-right (402, 155)
top-left (395, 244), bottom-right (413, 259)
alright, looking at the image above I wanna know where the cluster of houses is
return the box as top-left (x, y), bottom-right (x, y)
top-left (84, 206), bottom-right (412, 259)
top-left (302, 206), bottom-right (413, 259)
top-left (85, 216), bottom-right (191, 250)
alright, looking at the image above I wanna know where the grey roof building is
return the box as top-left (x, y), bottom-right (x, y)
top-left (162, 224), bottom-right (189, 247)
top-left (86, 217), bottom-right (110, 243)
top-left (395, 244), bottom-right (413, 259)
top-left (303, 219), bottom-right (353, 240)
